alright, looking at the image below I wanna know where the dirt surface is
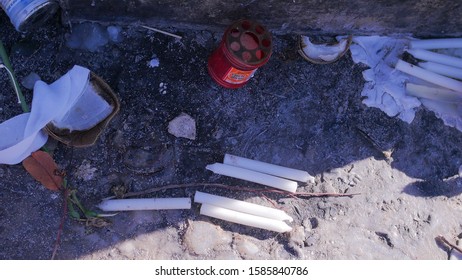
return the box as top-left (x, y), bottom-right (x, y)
top-left (0, 13), bottom-right (461, 260)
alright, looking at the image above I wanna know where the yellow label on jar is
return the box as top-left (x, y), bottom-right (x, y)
top-left (224, 67), bottom-right (256, 84)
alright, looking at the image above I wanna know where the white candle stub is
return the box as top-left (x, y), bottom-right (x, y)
top-left (200, 203), bottom-right (292, 233)
top-left (98, 198), bottom-right (191, 211)
top-left (224, 153), bottom-right (314, 183)
top-left (418, 61), bottom-right (462, 80)
top-left (409, 38), bottom-right (462, 50)
top-left (206, 163), bottom-right (298, 193)
top-left (407, 49), bottom-right (462, 69)
top-left (194, 191), bottom-right (293, 222)
top-left (395, 60), bottom-right (462, 92)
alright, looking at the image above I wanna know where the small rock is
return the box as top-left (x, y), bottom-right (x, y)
top-left (168, 113), bottom-right (196, 140)
top-left (21, 72), bottom-right (41, 90)
top-left (148, 57), bottom-right (160, 68)
top-left (159, 82), bottom-right (167, 95)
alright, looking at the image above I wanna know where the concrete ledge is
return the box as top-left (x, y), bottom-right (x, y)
top-left (62, 0), bottom-right (462, 36)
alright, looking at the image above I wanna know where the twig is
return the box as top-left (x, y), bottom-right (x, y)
top-left (0, 39), bottom-right (29, 112)
top-left (51, 186), bottom-right (69, 260)
top-left (436, 235), bottom-right (462, 254)
top-left (296, 192), bottom-right (360, 198)
top-left (355, 126), bottom-right (393, 160)
top-left (103, 183), bottom-right (360, 200)
top-left (140, 25), bottom-right (182, 40)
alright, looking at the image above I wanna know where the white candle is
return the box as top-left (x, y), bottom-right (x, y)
top-left (406, 83), bottom-right (462, 103)
top-left (418, 61), bottom-right (462, 80)
top-left (206, 163), bottom-right (298, 193)
top-left (194, 191), bottom-right (293, 222)
top-left (200, 203), bottom-right (292, 233)
top-left (395, 60), bottom-right (462, 92)
top-left (224, 154), bottom-right (314, 183)
top-left (410, 38), bottom-right (462, 49)
top-left (98, 198), bottom-right (191, 211)
top-left (407, 49), bottom-right (462, 69)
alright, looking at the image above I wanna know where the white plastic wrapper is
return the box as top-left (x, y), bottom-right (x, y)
top-left (0, 114), bottom-right (48, 164)
top-left (0, 65), bottom-right (110, 164)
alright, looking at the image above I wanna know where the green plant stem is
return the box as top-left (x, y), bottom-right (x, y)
top-left (0, 40), bottom-right (50, 151)
top-left (0, 39), bottom-right (29, 113)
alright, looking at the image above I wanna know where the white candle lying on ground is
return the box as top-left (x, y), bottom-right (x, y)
top-left (406, 83), bottom-right (462, 103)
top-left (223, 154), bottom-right (314, 183)
top-left (418, 61), bottom-right (462, 80)
top-left (200, 203), bottom-right (292, 233)
top-left (410, 38), bottom-right (462, 49)
top-left (407, 49), bottom-right (462, 69)
top-left (395, 60), bottom-right (462, 92)
top-left (195, 191), bottom-right (293, 222)
top-left (206, 163), bottom-right (298, 193)
top-left (98, 198), bottom-right (191, 211)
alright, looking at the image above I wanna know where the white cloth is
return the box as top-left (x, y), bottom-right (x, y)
top-left (350, 36), bottom-right (421, 123)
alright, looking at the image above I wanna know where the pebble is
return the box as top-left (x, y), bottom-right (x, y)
top-left (168, 113), bottom-right (196, 140)
top-left (159, 82), bottom-right (167, 95)
top-left (183, 221), bottom-right (232, 255)
top-left (148, 57), bottom-right (160, 68)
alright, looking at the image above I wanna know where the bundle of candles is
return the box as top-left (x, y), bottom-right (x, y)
top-left (395, 38), bottom-right (462, 102)
top-left (195, 191), bottom-right (292, 233)
top-left (206, 153), bottom-right (315, 193)
top-left (97, 154), bottom-right (312, 232)
top-left (98, 191), bottom-right (294, 233)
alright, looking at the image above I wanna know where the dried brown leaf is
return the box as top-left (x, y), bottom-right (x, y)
top-left (22, 151), bottom-right (63, 191)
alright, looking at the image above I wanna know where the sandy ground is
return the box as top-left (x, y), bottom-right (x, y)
top-left (0, 13), bottom-right (461, 260)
